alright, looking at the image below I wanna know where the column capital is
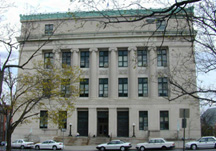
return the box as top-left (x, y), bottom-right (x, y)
top-left (128, 46), bottom-right (137, 51)
top-left (89, 48), bottom-right (98, 52)
top-left (109, 47), bottom-right (117, 52)
top-left (71, 48), bottom-right (79, 53)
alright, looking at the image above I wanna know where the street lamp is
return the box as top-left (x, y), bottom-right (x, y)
top-left (132, 123), bottom-right (136, 137)
top-left (68, 123), bottom-right (72, 136)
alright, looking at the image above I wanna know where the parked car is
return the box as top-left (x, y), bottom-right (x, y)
top-left (185, 136), bottom-right (216, 150)
top-left (34, 140), bottom-right (64, 150)
top-left (96, 140), bottom-right (132, 151)
top-left (11, 139), bottom-right (34, 149)
top-left (136, 138), bottom-right (175, 151)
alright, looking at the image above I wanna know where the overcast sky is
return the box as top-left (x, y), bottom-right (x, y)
top-left (1, 0), bottom-right (215, 111)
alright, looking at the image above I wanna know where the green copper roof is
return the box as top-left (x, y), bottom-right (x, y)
top-left (20, 7), bottom-right (194, 21)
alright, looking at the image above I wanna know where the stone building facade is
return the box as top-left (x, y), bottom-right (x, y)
top-left (13, 8), bottom-right (201, 141)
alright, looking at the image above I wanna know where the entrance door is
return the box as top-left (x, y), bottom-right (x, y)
top-left (97, 111), bottom-right (108, 136)
top-left (78, 111), bottom-right (88, 136)
top-left (117, 111), bottom-right (129, 137)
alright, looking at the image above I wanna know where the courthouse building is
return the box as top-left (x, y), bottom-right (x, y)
top-left (14, 8), bottom-right (201, 141)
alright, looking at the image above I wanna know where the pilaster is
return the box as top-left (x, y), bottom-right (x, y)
top-left (89, 48), bottom-right (98, 98)
top-left (71, 48), bottom-right (79, 66)
top-left (128, 46), bottom-right (137, 99)
top-left (149, 47), bottom-right (158, 98)
top-left (109, 47), bottom-right (118, 99)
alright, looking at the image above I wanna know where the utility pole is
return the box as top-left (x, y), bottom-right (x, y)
top-left (182, 109), bottom-right (186, 151)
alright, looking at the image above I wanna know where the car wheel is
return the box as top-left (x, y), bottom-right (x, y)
top-left (20, 145), bottom-right (25, 149)
top-left (100, 147), bottom-right (105, 151)
top-left (140, 146), bottom-right (145, 151)
top-left (35, 145), bottom-right (40, 150)
top-left (191, 144), bottom-right (197, 150)
top-left (120, 146), bottom-right (125, 151)
top-left (162, 146), bottom-right (167, 150)
top-left (52, 146), bottom-right (57, 150)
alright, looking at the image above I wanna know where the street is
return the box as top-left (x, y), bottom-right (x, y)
top-left (1, 147), bottom-right (216, 151)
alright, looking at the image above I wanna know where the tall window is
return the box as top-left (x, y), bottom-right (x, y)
top-left (157, 48), bottom-right (167, 67)
top-left (59, 111), bottom-right (67, 129)
top-left (138, 78), bottom-right (148, 97)
top-left (160, 111), bottom-right (169, 130)
top-left (99, 78), bottom-right (108, 97)
top-left (156, 20), bottom-right (166, 31)
top-left (99, 51), bottom-right (109, 68)
top-left (139, 111), bottom-right (148, 130)
top-left (61, 79), bottom-right (70, 97)
top-left (43, 79), bottom-right (52, 98)
top-left (45, 24), bottom-right (53, 35)
top-left (118, 50), bottom-right (128, 67)
top-left (80, 51), bottom-right (89, 68)
top-left (40, 111), bottom-right (48, 128)
top-left (44, 52), bottom-right (54, 69)
top-left (138, 49), bottom-right (147, 67)
top-left (62, 52), bottom-right (71, 67)
top-left (118, 78), bottom-right (128, 97)
top-left (80, 79), bottom-right (89, 97)
top-left (158, 77), bottom-right (168, 96)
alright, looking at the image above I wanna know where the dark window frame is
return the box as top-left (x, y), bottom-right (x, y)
top-left (40, 110), bottom-right (48, 129)
top-left (160, 111), bottom-right (169, 130)
top-left (158, 77), bottom-right (168, 96)
top-left (138, 78), bottom-right (148, 97)
top-left (80, 79), bottom-right (89, 97)
top-left (45, 24), bottom-right (54, 35)
top-left (80, 51), bottom-right (89, 68)
top-left (139, 111), bottom-right (148, 130)
top-left (118, 50), bottom-right (128, 67)
top-left (157, 48), bottom-right (167, 67)
top-left (99, 78), bottom-right (108, 97)
top-left (61, 79), bottom-right (71, 97)
top-left (99, 51), bottom-right (109, 68)
top-left (62, 52), bottom-right (71, 67)
top-left (137, 48), bottom-right (148, 67)
top-left (44, 52), bottom-right (54, 69)
top-left (118, 78), bottom-right (128, 97)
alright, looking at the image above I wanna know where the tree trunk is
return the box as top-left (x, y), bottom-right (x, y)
top-left (6, 126), bottom-right (12, 151)
top-left (0, 70), bottom-right (4, 96)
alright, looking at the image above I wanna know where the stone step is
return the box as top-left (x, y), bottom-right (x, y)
top-left (54, 136), bottom-right (146, 146)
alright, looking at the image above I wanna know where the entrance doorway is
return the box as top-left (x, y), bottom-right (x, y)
top-left (78, 111), bottom-right (88, 136)
top-left (97, 111), bottom-right (108, 137)
top-left (117, 111), bottom-right (129, 137)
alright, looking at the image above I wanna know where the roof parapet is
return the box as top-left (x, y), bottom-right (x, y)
top-left (20, 7), bottom-right (194, 21)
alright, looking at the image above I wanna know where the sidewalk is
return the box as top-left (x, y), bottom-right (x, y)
top-left (64, 140), bottom-right (185, 151)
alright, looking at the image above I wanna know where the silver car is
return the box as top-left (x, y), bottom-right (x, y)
top-left (96, 140), bottom-right (132, 151)
top-left (185, 136), bottom-right (216, 150)
top-left (11, 139), bottom-right (34, 149)
top-left (34, 140), bottom-right (64, 150)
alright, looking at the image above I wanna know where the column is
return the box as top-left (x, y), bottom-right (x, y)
top-left (89, 48), bottom-right (98, 98)
top-left (71, 108), bottom-right (77, 136)
top-left (128, 47), bottom-right (137, 99)
top-left (53, 49), bottom-right (61, 68)
top-left (109, 47), bottom-right (118, 99)
top-left (71, 48), bottom-right (79, 67)
top-left (149, 47), bottom-right (158, 98)
top-left (109, 108), bottom-right (117, 137)
top-left (88, 108), bottom-right (97, 137)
